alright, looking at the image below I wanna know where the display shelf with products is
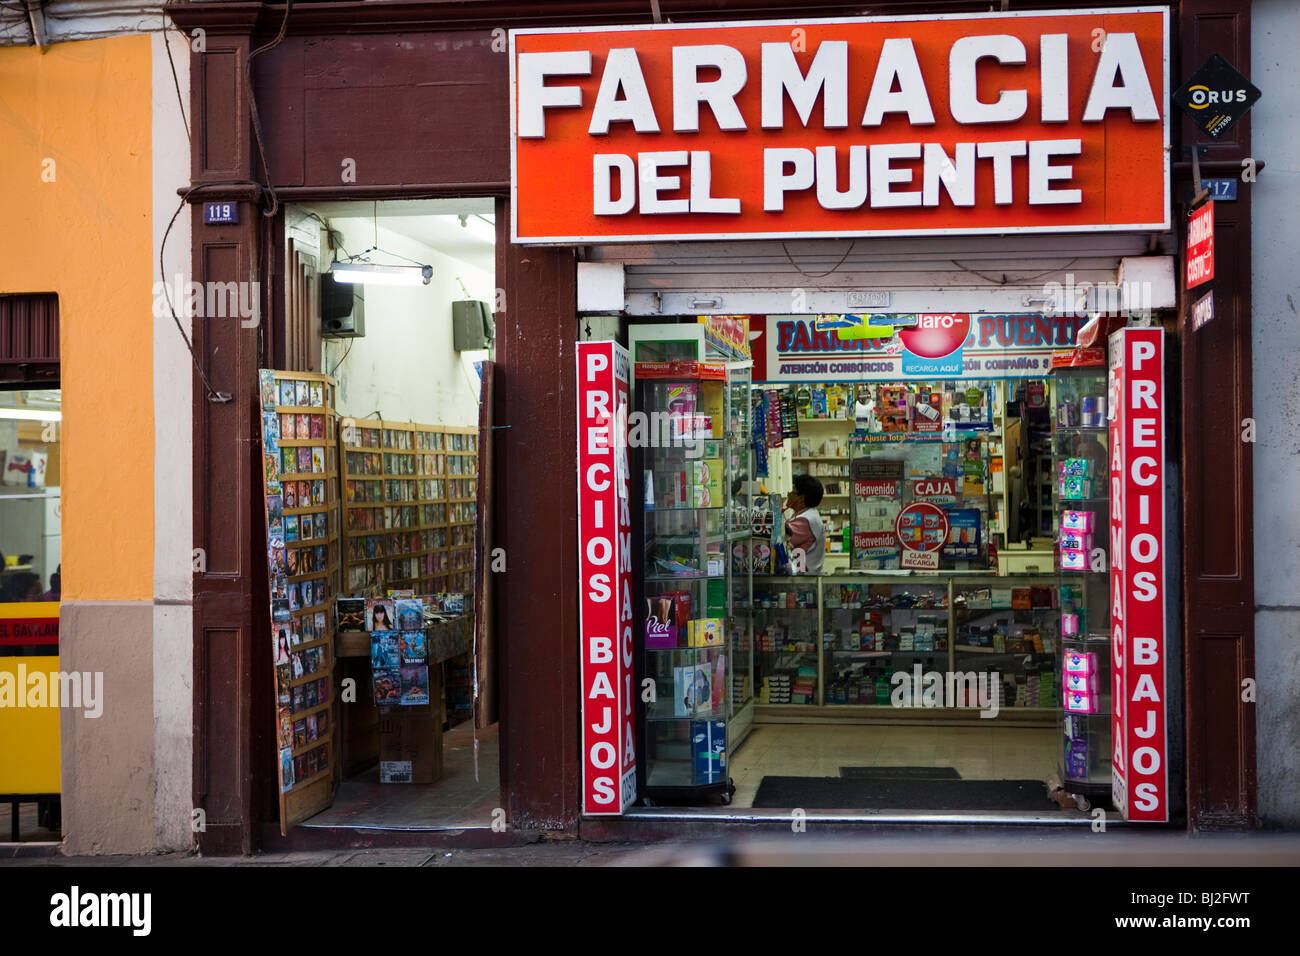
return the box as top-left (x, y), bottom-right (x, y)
top-left (952, 575), bottom-right (1060, 711)
top-left (821, 578), bottom-right (950, 707)
top-left (634, 357), bottom-right (750, 802)
top-left (741, 573), bottom-right (1063, 717)
top-left (340, 420), bottom-right (478, 597)
top-left (257, 369), bottom-right (341, 832)
top-left (1051, 361), bottom-right (1113, 808)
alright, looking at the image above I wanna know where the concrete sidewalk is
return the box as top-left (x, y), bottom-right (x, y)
top-left (4, 829), bottom-right (1299, 866)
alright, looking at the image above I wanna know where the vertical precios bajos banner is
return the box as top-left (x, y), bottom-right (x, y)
top-left (576, 342), bottom-right (637, 814)
top-left (1109, 328), bottom-right (1168, 822)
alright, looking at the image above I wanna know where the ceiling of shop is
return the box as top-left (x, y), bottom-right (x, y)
top-left (307, 199), bottom-right (496, 276)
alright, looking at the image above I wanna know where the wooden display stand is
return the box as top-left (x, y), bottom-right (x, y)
top-left (257, 370), bottom-right (341, 834)
top-left (334, 613), bottom-right (474, 783)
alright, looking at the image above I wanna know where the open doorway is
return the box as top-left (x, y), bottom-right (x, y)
top-left (278, 198), bottom-right (499, 832)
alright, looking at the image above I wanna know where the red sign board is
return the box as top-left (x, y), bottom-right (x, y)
top-left (1185, 200), bottom-right (1214, 289)
top-left (911, 477), bottom-right (959, 502)
top-left (576, 341), bottom-right (637, 814)
top-left (853, 478), bottom-right (900, 498)
top-left (511, 8), bottom-right (1170, 243)
top-left (895, 501), bottom-right (949, 569)
top-left (1108, 327), bottom-right (1169, 822)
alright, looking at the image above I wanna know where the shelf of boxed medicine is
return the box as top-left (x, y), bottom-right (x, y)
top-left (951, 578), bottom-right (1061, 710)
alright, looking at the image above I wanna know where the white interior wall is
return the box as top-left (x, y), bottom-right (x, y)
top-left (321, 220), bottom-right (492, 427)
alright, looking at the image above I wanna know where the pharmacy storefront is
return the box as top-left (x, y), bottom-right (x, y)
top-left (175, 0), bottom-right (1258, 850)
top-left (518, 6), bottom-right (1200, 827)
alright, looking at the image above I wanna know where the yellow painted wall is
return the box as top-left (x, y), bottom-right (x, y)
top-left (0, 36), bottom-right (154, 601)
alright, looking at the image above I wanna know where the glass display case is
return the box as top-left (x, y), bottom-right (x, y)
top-left (752, 576), bottom-right (821, 706)
top-left (952, 575), bottom-right (1060, 711)
top-left (744, 573), bottom-right (1066, 712)
top-left (821, 577), bottom-right (949, 707)
top-left (1051, 363), bottom-right (1113, 808)
top-left (634, 359), bottom-right (751, 801)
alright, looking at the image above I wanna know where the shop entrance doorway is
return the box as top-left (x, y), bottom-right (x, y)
top-left (267, 199), bottom-right (500, 834)
top-left (605, 230), bottom-right (1159, 820)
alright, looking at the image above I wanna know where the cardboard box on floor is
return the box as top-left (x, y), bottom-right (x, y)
top-left (378, 669), bottom-right (443, 783)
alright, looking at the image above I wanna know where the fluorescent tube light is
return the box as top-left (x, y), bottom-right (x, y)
top-left (330, 261), bottom-right (433, 286)
top-left (0, 409), bottom-right (61, 422)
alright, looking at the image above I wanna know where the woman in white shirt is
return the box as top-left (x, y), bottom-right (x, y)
top-left (784, 474), bottom-right (826, 575)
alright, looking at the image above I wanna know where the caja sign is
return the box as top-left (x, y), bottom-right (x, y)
top-left (576, 341), bottom-right (637, 814)
top-left (511, 7), bottom-right (1170, 243)
top-left (1108, 327), bottom-right (1168, 822)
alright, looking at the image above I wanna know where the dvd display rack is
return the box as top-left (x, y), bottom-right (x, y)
top-left (257, 370), bottom-right (341, 833)
top-left (340, 419), bottom-right (478, 597)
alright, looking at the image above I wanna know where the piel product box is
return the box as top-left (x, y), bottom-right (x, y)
top-left (691, 719), bottom-right (727, 784)
top-left (646, 591), bottom-right (691, 648)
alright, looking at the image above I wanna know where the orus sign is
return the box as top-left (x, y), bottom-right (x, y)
top-left (576, 342), bottom-right (638, 814)
top-left (1108, 327), bottom-right (1168, 822)
top-left (510, 7), bottom-right (1170, 243)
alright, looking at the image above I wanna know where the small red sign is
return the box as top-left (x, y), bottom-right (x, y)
top-left (1186, 201), bottom-right (1215, 289)
top-left (895, 501), bottom-right (949, 569)
top-left (853, 479), bottom-right (899, 498)
top-left (911, 477), bottom-right (959, 501)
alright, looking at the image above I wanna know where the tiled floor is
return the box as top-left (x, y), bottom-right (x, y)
top-left (729, 723), bottom-right (1059, 808)
top-left (304, 721), bottom-right (501, 830)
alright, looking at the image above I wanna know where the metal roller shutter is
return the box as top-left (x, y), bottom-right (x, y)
top-left (584, 232), bottom-right (1175, 316)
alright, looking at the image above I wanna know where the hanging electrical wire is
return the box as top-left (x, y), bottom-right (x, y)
top-left (246, 0), bottom-right (294, 217)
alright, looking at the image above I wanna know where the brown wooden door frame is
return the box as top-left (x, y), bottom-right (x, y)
top-left (1175, 0), bottom-right (1257, 829)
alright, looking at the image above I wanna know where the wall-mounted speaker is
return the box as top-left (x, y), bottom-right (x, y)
top-left (452, 300), bottom-right (494, 351)
top-left (321, 274), bottom-right (365, 338)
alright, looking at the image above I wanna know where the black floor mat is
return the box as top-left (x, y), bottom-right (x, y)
top-left (839, 766), bottom-right (962, 780)
top-left (752, 775), bottom-right (1056, 811)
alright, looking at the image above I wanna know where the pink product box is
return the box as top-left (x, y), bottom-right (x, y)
top-left (1060, 530), bottom-right (1091, 552)
top-left (1060, 549), bottom-right (1089, 571)
top-left (1061, 613), bottom-right (1080, 636)
top-left (1064, 651), bottom-right (1096, 674)
top-left (1064, 690), bottom-right (1097, 713)
top-left (1061, 510), bottom-right (1095, 533)
top-left (1063, 670), bottom-right (1098, 695)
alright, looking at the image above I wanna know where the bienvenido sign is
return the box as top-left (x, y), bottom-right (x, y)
top-left (511, 7), bottom-right (1170, 243)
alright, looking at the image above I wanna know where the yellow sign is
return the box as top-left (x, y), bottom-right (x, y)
top-left (0, 602), bottom-right (62, 794)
